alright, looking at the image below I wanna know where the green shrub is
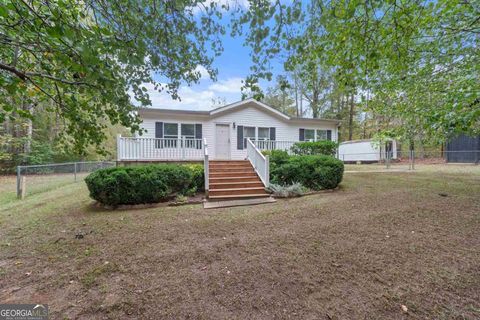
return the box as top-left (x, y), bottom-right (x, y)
top-left (262, 149), bottom-right (290, 173)
top-left (291, 141), bottom-right (338, 156)
top-left (184, 164), bottom-right (205, 194)
top-left (85, 164), bottom-right (204, 206)
top-left (271, 155), bottom-right (344, 190)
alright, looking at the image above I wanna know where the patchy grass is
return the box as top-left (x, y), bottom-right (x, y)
top-left (0, 166), bottom-right (479, 319)
top-left (345, 162), bottom-right (480, 174)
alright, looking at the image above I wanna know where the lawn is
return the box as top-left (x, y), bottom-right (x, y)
top-left (0, 166), bottom-right (479, 319)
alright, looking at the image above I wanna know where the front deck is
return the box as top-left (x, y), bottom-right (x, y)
top-left (117, 136), bottom-right (205, 162)
top-left (117, 136), bottom-right (298, 162)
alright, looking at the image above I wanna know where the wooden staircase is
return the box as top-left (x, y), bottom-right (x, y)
top-left (208, 160), bottom-right (270, 200)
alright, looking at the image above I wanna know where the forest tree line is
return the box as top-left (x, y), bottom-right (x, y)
top-left (1, 0), bottom-right (478, 172)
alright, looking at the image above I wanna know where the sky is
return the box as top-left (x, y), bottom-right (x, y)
top-left (145, 1), bottom-right (285, 111)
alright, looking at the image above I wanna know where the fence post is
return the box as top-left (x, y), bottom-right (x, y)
top-left (16, 166), bottom-right (21, 199)
top-left (408, 150), bottom-right (412, 170)
top-left (411, 150), bottom-right (415, 170)
top-left (74, 162), bottom-right (77, 182)
top-left (20, 176), bottom-right (26, 199)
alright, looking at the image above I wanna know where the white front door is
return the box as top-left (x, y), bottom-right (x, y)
top-left (215, 124), bottom-right (230, 159)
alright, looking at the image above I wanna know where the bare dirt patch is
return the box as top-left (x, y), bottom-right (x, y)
top-left (0, 168), bottom-right (479, 319)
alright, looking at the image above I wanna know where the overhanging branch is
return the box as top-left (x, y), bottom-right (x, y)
top-left (0, 62), bottom-right (95, 87)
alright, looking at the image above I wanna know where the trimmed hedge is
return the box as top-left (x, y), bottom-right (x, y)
top-left (291, 140), bottom-right (338, 156)
top-left (262, 149), bottom-right (290, 172)
top-left (85, 164), bottom-right (204, 207)
top-left (271, 155), bottom-right (344, 190)
top-left (184, 164), bottom-right (205, 193)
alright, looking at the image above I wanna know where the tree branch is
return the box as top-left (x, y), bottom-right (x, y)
top-left (0, 62), bottom-right (27, 80)
top-left (0, 62), bottom-right (94, 86)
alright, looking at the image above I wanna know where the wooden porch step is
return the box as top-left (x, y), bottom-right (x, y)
top-left (210, 160), bottom-right (249, 164)
top-left (209, 167), bottom-right (256, 173)
top-left (209, 164), bottom-right (252, 169)
top-left (209, 187), bottom-right (267, 197)
top-left (210, 172), bottom-right (257, 178)
top-left (209, 176), bottom-right (262, 183)
top-left (210, 181), bottom-right (264, 189)
top-left (206, 160), bottom-right (272, 203)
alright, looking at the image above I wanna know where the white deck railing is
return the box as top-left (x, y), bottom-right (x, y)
top-left (246, 138), bottom-right (269, 187)
top-left (252, 140), bottom-right (297, 154)
top-left (203, 138), bottom-right (209, 194)
top-left (117, 136), bottom-right (204, 161)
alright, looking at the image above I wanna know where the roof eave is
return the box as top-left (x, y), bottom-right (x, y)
top-left (137, 107), bottom-right (210, 117)
top-left (209, 98), bottom-right (291, 120)
top-left (289, 117), bottom-right (342, 125)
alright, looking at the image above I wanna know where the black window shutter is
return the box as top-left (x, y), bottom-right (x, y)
top-left (270, 127), bottom-right (276, 140)
top-left (155, 122), bottom-right (163, 138)
top-left (195, 124), bottom-right (202, 139)
top-left (237, 125), bottom-right (244, 150)
top-left (195, 124), bottom-right (202, 149)
top-left (299, 128), bottom-right (305, 141)
top-left (327, 130), bottom-right (332, 141)
top-left (155, 122), bottom-right (163, 148)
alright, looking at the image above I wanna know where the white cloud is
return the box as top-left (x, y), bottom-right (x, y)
top-left (194, 65), bottom-right (210, 80)
top-left (137, 83), bottom-right (214, 110)
top-left (208, 77), bottom-right (244, 93)
top-left (133, 76), bottom-right (244, 110)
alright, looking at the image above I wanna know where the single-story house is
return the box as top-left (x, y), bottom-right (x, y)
top-left (117, 98), bottom-right (341, 162)
top-left (117, 98), bottom-right (340, 201)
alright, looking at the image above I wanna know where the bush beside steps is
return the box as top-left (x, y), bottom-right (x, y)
top-left (263, 150), bottom-right (344, 193)
top-left (85, 164), bottom-right (204, 207)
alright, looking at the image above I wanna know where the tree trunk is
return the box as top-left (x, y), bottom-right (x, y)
top-left (362, 113), bottom-right (367, 139)
top-left (299, 92), bottom-right (303, 117)
top-left (311, 89), bottom-right (320, 118)
top-left (294, 74), bottom-right (299, 117)
top-left (348, 93), bottom-right (355, 140)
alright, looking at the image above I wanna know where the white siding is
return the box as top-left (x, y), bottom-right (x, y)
top-left (139, 102), bottom-right (338, 160)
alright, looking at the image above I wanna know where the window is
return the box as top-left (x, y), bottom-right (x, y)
top-left (243, 126), bottom-right (256, 147)
top-left (316, 130), bottom-right (327, 141)
top-left (304, 129), bottom-right (315, 141)
top-left (181, 124), bottom-right (198, 148)
top-left (258, 127), bottom-right (270, 140)
top-left (164, 123), bottom-right (178, 138)
top-left (163, 123), bottom-right (178, 147)
top-left (181, 124), bottom-right (195, 138)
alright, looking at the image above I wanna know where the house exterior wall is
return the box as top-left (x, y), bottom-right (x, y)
top-left (139, 103), bottom-right (339, 160)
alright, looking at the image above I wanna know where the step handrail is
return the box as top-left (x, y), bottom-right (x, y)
top-left (246, 138), bottom-right (269, 187)
top-left (203, 138), bottom-right (209, 195)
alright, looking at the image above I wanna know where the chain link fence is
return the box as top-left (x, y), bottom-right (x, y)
top-left (340, 150), bottom-right (479, 172)
top-left (16, 161), bottom-right (116, 199)
top-left (13, 150), bottom-right (478, 198)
